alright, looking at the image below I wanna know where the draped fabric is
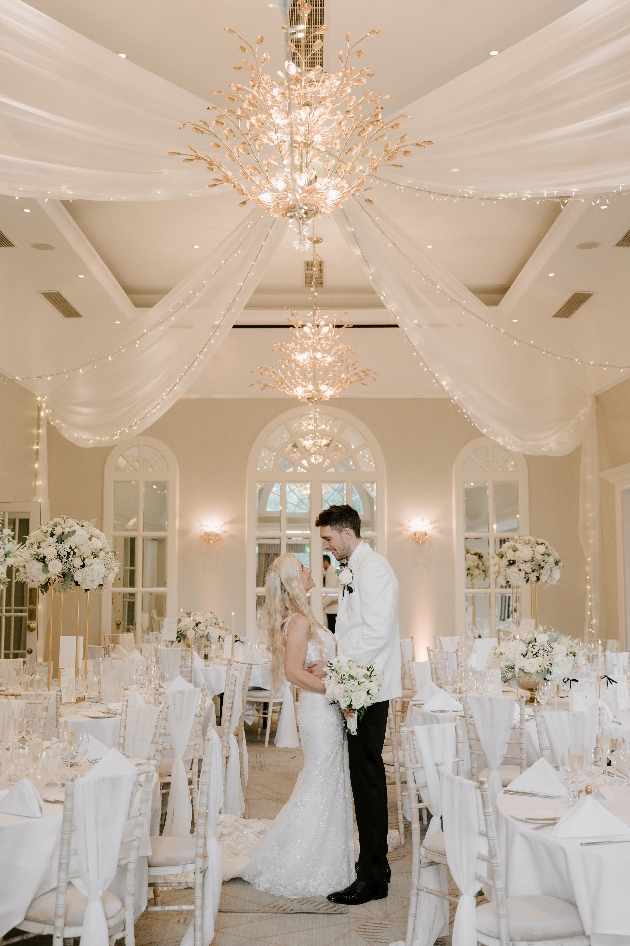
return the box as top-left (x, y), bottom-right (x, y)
top-left (224, 668), bottom-right (245, 817)
top-left (158, 649), bottom-right (182, 685)
top-left (441, 773), bottom-right (484, 946)
top-left (542, 710), bottom-right (599, 767)
top-left (122, 703), bottom-right (160, 761)
top-left (467, 695), bottom-right (514, 804)
top-left (163, 687), bottom-right (201, 837)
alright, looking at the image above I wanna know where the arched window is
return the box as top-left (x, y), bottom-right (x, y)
top-left (247, 407), bottom-right (385, 633)
top-left (103, 437), bottom-right (178, 639)
top-left (454, 437), bottom-right (529, 637)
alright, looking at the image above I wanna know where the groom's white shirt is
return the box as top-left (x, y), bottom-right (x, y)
top-left (334, 541), bottom-right (402, 702)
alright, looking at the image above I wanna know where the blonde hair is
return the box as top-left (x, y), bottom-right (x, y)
top-left (263, 553), bottom-right (315, 691)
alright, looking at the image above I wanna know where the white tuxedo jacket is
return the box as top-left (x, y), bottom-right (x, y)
top-left (335, 541), bottom-right (402, 702)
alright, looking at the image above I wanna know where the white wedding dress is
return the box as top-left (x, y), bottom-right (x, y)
top-left (237, 621), bottom-right (355, 898)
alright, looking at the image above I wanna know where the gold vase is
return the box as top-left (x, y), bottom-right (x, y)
top-left (517, 671), bottom-right (539, 704)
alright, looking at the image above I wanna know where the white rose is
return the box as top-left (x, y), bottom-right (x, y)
top-left (90, 537), bottom-right (102, 550)
top-left (26, 560), bottom-right (45, 583)
top-left (536, 633), bottom-right (548, 644)
top-left (338, 568), bottom-right (353, 586)
top-left (48, 560), bottom-right (63, 575)
top-left (43, 546), bottom-right (58, 560)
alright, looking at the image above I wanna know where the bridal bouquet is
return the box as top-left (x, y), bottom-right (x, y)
top-left (15, 516), bottom-right (119, 592)
top-left (491, 535), bottom-right (562, 587)
top-left (465, 546), bottom-right (488, 584)
top-left (325, 658), bottom-right (384, 734)
top-left (487, 627), bottom-right (578, 686)
top-left (176, 609), bottom-right (229, 644)
top-left (0, 529), bottom-right (20, 588)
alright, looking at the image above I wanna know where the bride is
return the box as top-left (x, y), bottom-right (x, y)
top-left (239, 553), bottom-right (355, 898)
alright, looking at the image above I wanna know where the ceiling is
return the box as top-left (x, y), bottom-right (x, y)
top-left (3, 0), bottom-right (628, 402)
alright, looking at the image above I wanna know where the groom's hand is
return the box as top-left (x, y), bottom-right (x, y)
top-left (306, 660), bottom-right (328, 679)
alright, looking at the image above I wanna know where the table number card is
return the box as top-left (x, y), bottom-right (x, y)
top-left (568, 677), bottom-right (597, 712)
top-left (223, 634), bottom-right (233, 659)
top-left (162, 618), bottom-right (177, 642)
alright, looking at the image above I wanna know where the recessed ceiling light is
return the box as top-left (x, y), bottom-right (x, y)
top-left (193, 245), bottom-right (200, 249)
top-left (451, 168), bottom-right (459, 172)
top-left (489, 50), bottom-right (499, 56)
top-left (548, 272), bottom-right (555, 276)
top-left (426, 245), bottom-right (433, 249)
top-left (600, 204), bottom-right (608, 209)
top-left (118, 53), bottom-right (127, 58)
top-left (30, 243), bottom-right (54, 251)
top-left (512, 319), bottom-right (518, 322)
top-left (78, 274), bottom-right (84, 278)
top-left (23, 208), bottom-right (30, 212)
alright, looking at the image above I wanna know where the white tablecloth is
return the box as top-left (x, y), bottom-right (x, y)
top-left (60, 705), bottom-right (121, 748)
top-left (194, 661), bottom-right (270, 696)
top-left (497, 786), bottom-right (630, 946)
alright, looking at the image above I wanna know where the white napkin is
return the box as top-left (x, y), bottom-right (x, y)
top-left (128, 649), bottom-right (144, 661)
top-left (414, 680), bottom-right (442, 702)
top-left (87, 735), bottom-right (110, 762)
top-left (422, 690), bottom-right (463, 712)
top-left (125, 691), bottom-right (145, 705)
top-left (552, 795), bottom-right (630, 838)
top-left (84, 747), bottom-right (136, 778)
top-left (0, 778), bottom-right (44, 818)
top-left (166, 674), bottom-right (193, 690)
top-left (193, 651), bottom-right (205, 668)
top-left (110, 644), bottom-right (129, 659)
top-left (506, 757), bottom-right (569, 798)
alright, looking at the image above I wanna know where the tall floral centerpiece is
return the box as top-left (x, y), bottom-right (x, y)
top-left (490, 535), bottom-right (562, 628)
top-left (0, 529), bottom-right (20, 588)
top-left (487, 627), bottom-right (578, 701)
top-left (466, 546), bottom-right (488, 633)
top-left (176, 610), bottom-right (230, 654)
top-left (16, 517), bottom-right (119, 687)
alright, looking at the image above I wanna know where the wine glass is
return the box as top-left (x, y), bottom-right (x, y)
top-left (74, 732), bottom-right (90, 769)
top-left (597, 727), bottom-right (613, 783)
top-left (566, 745), bottom-right (584, 802)
top-left (584, 746), bottom-right (603, 785)
top-left (537, 680), bottom-right (552, 709)
top-left (11, 743), bottom-right (29, 781)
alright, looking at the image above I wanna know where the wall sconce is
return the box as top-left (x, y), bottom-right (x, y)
top-left (409, 518), bottom-right (432, 545)
top-left (200, 520), bottom-right (225, 545)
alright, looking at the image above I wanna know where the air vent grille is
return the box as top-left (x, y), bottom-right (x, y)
top-left (289, 0), bottom-right (325, 69)
top-left (615, 229), bottom-right (630, 247)
top-left (0, 229), bottom-right (15, 248)
top-left (304, 259), bottom-right (324, 288)
top-left (39, 291), bottom-right (83, 319)
top-left (552, 292), bottom-right (594, 319)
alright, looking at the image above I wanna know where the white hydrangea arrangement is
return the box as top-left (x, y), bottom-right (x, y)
top-left (465, 546), bottom-right (488, 584)
top-left (491, 536), bottom-right (562, 587)
top-left (325, 658), bottom-right (384, 734)
top-left (487, 627), bottom-right (578, 686)
top-left (176, 610), bottom-right (230, 644)
top-left (15, 516), bottom-right (119, 592)
top-left (0, 529), bottom-right (20, 588)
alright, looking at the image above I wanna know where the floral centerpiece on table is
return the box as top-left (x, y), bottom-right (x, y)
top-left (0, 529), bottom-right (20, 587)
top-left (466, 546), bottom-right (488, 585)
top-left (325, 658), bottom-right (384, 734)
top-left (15, 516), bottom-right (119, 591)
top-left (487, 627), bottom-right (578, 692)
top-left (490, 536), bottom-right (562, 587)
top-left (176, 610), bottom-right (230, 644)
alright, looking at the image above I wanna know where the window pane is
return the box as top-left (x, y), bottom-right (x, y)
top-left (464, 483), bottom-right (488, 533)
top-left (267, 425), bottom-right (290, 450)
top-left (141, 593), bottom-right (166, 633)
top-left (466, 593), bottom-right (490, 636)
top-left (287, 538), bottom-right (310, 567)
top-left (286, 483), bottom-right (310, 532)
top-left (356, 447), bottom-right (375, 472)
top-left (143, 537), bottom-right (167, 588)
top-left (342, 424), bottom-right (365, 449)
top-left (143, 482), bottom-right (167, 532)
top-left (113, 481), bottom-right (139, 531)
top-left (494, 481), bottom-right (519, 532)
top-left (338, 457), bottom-right (355, 472)
top-left (465, 538), bottom-right (489, 589)
top-left (496, 591), bottom-right (517, 630)
top-left (112, 592), bottom-right (136, 634)
top-left (256, 594), bottom-right (266, 635)
top-left (113, 537), bottom-right (136, 588)
top-left (352, 483), bottom-right (376, 531)
top-left (322, 482), bottom-right (345, 509)
top-left (257, 483), bottom-right (281, 532)
top-left (256, 540), bottom-right (281, 588)
top-left (257, 447), bottom-right (275, 472)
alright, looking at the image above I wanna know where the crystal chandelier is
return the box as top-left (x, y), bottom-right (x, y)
top-left (298, 409), bottom-right (334, 465)
top-left (170, 1), bottom-right (431, 248)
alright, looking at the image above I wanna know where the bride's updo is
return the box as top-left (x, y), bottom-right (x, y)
top-left (263, 553), bottom-right (313, 691)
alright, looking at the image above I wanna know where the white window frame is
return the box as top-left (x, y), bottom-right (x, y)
top-left (246, 406), bottom-right (386, 634)
top-left (0, 502), bottom-right (41, 662)
top-left (453, 436), bottom-right (529, 637)
top-left (102, 436), bottom-right (178, 640)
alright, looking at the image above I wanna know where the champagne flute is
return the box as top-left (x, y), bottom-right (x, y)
top-left (537, 680), bottom-right (551, 709)
top-left (598, 728), bottom-right (612, 783)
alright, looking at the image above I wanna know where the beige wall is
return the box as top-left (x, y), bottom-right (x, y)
top-left (0, 379), bottom-right (39, 505)
top-left (44, 395), bottom-right (586, 656)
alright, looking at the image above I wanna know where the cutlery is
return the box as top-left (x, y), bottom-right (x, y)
top-left (532, 822), bottom-right (559, 830)
top-left (42, 797), bottom-right (64, 804)
top-left (580, 839), bottom-right (630, 846)
top-left (504, 790), bottom-right (564, 799)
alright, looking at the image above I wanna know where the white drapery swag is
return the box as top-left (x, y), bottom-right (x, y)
top-left (441, 773), bottom-right (485, 946)
top-left (336, 199), bottom-right (596, 456)
top-left (224, 667), bottom-right (245, 817)
top-left (467, 695), bottom-right (514, 804)
top-left (180, 729), bottom-right (222, 946)
top-left (72, 771), bottom-right (136, 946)
top-left (163, 687), bottom-right (201, 837)
top-left (542, 710), bottom-right (598, 768)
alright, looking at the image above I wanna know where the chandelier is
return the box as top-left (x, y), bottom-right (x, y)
top-left (298, 409), bottom-right (334, 465)
top-left (170, 1), bottom-right (431, 248)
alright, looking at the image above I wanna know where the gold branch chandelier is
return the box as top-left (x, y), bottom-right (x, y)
top-left (171, 1), bottom-right (431, 249)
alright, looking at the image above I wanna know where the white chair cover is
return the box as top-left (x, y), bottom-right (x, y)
top-left (411, 661), bottom-right (432, 696)
top-left (72, 771), bottom-right (136, 946)
top-left (467, 695), bottom-right (514, 803)
top-left (436, 636), bottom-right (462, 652)
top-left (542, 710), bottom-right (598, 766)
top-left (123, 703), bottom-right (160, 760)
top-left (441, 773), bottom-right (484, 946)
top-left (163, 687), bottom-right (201, 837)
top-left (158, 647), bottom-right (182, 684)
top-left (275, 682), bottom-right (299, 748)
top-left (400, 639), bottom-right (415, 662)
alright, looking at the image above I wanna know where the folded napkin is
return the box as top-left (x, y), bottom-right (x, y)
top-left (414, 680), bottom-right (442, 702)
top-left (506, 757), bottom-right (569, 798)
top-left (0, 778), bottom-right (44, 818)
top-left (193, 651), bottom-right (205, 668)
top-left (87, 735), bottom-right (110, 762)
top-left (166, 674), bottom-right (193, 690)
top-left (422, 690), bottom-right (463, 712)
top-left (128, 649), bottom-right (144, 661)
top-left (84, 747), bottom-right (136, 778)
top-left (552, 794), bottom-right (630, 838)
top-left (111, 644), bottom-right (130, 659)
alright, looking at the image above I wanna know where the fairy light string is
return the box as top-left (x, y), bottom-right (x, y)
top-left (372, 176), bottom-right (630, 205)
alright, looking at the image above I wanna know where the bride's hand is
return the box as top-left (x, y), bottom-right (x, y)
top-left (306, 660), bottom-right (328, 679)
top-left (342, 708), bottom-right (355, 721)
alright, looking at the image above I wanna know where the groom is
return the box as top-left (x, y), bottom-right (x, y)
top-left (308, 504), bottom-right (401, 905)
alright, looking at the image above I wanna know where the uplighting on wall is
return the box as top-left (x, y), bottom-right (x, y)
top-left (409, 518), bottom-right (432, 545)
top-left (200, 520), bottom-right (225, 545)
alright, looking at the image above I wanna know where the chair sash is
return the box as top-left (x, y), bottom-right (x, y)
top-left (163, 687), bottom-right (201, 836)
top-left (224, 669), bottom-right (244, 816)
top-left (441, 773), bottom-right (484, 946)
top-left (542, 710), bottom-right (598, 766)
top-left (467, 695), bottom-right (514, 802)
top-left (158, 647), bottom-right (182, 684)
top-left (411, 660), bottom-right (432, 696)
top-left (123, 703), bottom-right (160, 760)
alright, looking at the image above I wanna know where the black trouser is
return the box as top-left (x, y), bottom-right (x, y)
top-left (347, 699), bottom-right (389, 883)
top-left (326, 613), bottom-right (337, 634)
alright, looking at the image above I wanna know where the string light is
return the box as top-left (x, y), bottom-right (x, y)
top-left (372, 177), bottom-right (628, 205)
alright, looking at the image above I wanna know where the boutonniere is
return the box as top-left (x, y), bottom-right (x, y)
top-left (338, 566), bottom-right (354, 595)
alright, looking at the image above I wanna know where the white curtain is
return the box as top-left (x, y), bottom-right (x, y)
top-left (163, 687), bottom-right (201, 837)
top-left (467, 695), bottom-right (514, 803)
top-left (336, 199), bottom-right (596, 455)
top-left (441, 773), bottom-right (483, 946)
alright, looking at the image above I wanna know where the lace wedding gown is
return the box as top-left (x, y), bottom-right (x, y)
top-left (237, 622), bottom-right (355, 898)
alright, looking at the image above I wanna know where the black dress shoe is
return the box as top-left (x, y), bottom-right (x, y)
top-left (327, 879), bottom-right (389, 905)
top-left (355, 861), bottom-right (391, 883)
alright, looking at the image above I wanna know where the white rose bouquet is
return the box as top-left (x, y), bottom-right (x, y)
top-left (466, 546), bottom-right (488, 584)
top-left (324, 658), bottom-right (384, 734)
top-left (15, 516), bottom-right (119, 592)
top-left (491, 536), bottom-right (562, 588)
top-left (177, 609), bottom-right (229, 644)
top-left (0, 529), bottom-right (20, 588)
top-left (487, 626), bottom-right (578, 687)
